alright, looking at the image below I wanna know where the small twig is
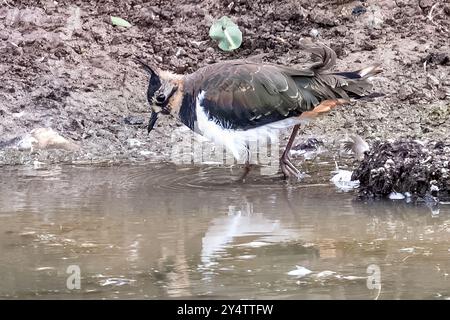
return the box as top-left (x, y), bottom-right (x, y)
top-left (427, 2), bottom-right (440, 23)
top-left (423, 60), bottom-right (427, 73)
top-left (427, 2), bottom-right (449, 32)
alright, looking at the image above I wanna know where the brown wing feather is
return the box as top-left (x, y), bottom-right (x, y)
top-left (192, 63), bottom-right (316, 130)
top-left (184, 44), bottom-right (379, 130)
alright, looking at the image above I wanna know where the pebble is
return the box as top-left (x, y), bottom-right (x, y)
top-left (352, 6), bottom-right (367, 16)
top-left (123, 115), bottom-right (145, 125)
top-left (127, 139), bottom-right (142, 147)
top-left (309, 29), bottom-right (320, 38)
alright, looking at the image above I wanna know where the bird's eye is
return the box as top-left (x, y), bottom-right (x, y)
top-left (156, 94), bottom-right (165, 103)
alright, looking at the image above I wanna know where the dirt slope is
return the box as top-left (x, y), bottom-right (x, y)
top-left (0, 0), bottom-right (449, 166)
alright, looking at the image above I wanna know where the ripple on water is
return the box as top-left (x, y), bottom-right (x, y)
top-left (1, 162), bottom-right (450, 299)
top-left (115, 162), bottom-right (334, 194)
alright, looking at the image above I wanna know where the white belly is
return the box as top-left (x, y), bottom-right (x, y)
top-left (194, 91), bottom-right (304, 161)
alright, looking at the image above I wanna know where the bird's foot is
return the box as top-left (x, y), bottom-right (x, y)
top-left (235, 163), bottom-right (253, 183)
top-left (280, 156), bottom-right (308, 180)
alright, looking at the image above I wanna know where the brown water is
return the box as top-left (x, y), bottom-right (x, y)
top-left (1, 163), bottom-right (450, 300)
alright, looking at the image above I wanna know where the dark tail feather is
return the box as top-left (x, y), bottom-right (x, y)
top-left (298, 41), bottom-right (383, 101)
top-left (331, 64), bottom-right (383, 99)
top-left (333, 64), bottom-right (382, 79)
top-left (299, 40), bottom-right (337, 72)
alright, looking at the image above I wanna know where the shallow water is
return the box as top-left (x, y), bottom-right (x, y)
top-left (1, 163), bottom-right (450, 300)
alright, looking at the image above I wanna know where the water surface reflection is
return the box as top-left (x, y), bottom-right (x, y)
top-left (0, 164), bottom-right (449, 299)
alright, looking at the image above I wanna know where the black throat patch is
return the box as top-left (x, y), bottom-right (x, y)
top-left (178, 91), bottom-right (196, 131)
top-left (147, 75), bottom-right (162, 105)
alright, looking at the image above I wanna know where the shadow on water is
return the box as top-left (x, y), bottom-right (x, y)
top-left (0, 163), bottom-right (450, 299)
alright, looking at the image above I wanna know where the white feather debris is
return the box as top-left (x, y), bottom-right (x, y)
top-left (315, 270), bottom-right (336, 278)
top-left (190, 40), bottom-right (207, 47)
top-left (18, 128), bottom-right (79, 151)
top-left (309, 28), bottom-right (320, 38)
top-left (330, 168), bottom-right (360, 191)
top-left (287, 266), bottom-right (312, 277)
top-left (139, 150), bottom-right (153, 156)
top-left (430, 184), bottom-right (440, 192)
top-left (341, 275), bottom-right (366, 281)
top-left (33, 160), bottom-right (47, 169)
top-left (388, 192), bottom-right (406, 200)
top-left (127, 138), bottom-right (142, 147)
top-left (343, 134), bottom-right (370, 161)
top-left (17, 135), bottom-right (38, 151)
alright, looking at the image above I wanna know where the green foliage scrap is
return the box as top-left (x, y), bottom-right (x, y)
top-left (111, 16), bottom-right (132, 28)
top-left (209, 16), bottom-right (242, 51)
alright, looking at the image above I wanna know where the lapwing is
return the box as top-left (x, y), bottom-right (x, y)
top-left (136, 42), bottom-right (381, 180)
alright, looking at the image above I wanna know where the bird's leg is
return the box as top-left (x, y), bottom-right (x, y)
top-left (280, 99), bottom-right (349, 179)
top-left (236, 142), bottom-right (253, 183)
top-left (280, 124), bottom-right (303, 179)
top-left (237, 160), bottom-right (252, 183)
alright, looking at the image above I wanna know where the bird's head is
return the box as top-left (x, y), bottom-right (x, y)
top-left (135, 59), bottom-right (183, 133)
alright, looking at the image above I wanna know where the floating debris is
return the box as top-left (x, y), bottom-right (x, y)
top-left (236, 255), bottom-right (256, 260)
top-left (315, 270), bottom-right (336, 278)
top-left (287, 266), bottom-right (312, 278)
top-left (340, 275), bottom-right (366, 281)
top-left (100, 278), bottom-right (136, 287)
top-left (35, 267), bottom-right (56, 271)
top-left (331, 169), bottom-right (360, 191)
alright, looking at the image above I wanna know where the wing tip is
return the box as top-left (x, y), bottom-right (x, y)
top-left (358, 64), bottom-right (383, 78)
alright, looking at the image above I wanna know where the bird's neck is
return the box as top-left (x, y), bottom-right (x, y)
top-left (167, 79), bottom-right (184, 115)
top-left (178, 90), bottom-right (197, 131)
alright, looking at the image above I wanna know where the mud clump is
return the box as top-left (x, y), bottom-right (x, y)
top-left (352, 140), bottom-right (450, 202)
top-left (421, 52), bottom-right (450, 67)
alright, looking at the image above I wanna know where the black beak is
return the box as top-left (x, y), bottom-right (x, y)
top-left (147, 111), bottom-right (159, 133)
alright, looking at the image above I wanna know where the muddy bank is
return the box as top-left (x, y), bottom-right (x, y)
top-left (0, 0), bottom-right (449, 168)
top-left (352, 139), bottom-right (450, 202)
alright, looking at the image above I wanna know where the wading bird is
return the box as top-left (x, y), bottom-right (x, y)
top-left (136, 42), bottom-right (381, 181)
